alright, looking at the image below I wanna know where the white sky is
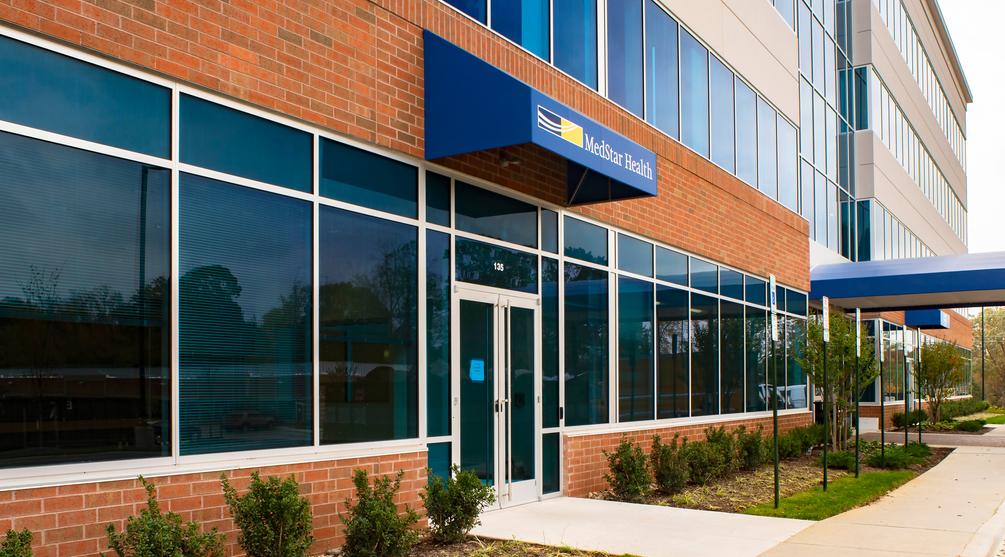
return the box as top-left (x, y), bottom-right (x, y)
top-left (939, 0), bottom-right (1005, 254)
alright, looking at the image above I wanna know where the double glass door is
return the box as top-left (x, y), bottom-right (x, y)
top-left (454, 288), bottom-right (539, 508)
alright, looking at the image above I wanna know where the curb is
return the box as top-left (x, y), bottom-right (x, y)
top-left (960, 497), bottom-right (1005, 557)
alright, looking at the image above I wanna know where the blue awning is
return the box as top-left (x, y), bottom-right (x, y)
top-left (810, 251), bottom-right (1005, 311)
top-left (904, 309), bottom-right (951, 329)
top-left (423, 31), bottom-right (658, 206)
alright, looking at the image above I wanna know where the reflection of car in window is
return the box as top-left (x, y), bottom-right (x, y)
top-left (224, 410), bottom-right (276, 431)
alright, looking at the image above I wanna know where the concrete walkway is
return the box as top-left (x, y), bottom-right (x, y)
top-left (761, 446), bottom-right (1005, 557)
top-left (472, 496), bottom-right (812, 557)
top-left (863, 424), bottom-right (1005, 448)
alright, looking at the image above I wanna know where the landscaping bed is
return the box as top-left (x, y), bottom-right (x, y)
top-left (410, 538), bottom-right (632, 557)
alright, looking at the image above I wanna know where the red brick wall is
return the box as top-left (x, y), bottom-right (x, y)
top-left (860, 401), bottom-right (907, 429)
top-left (0, 452), bottom-right (426, 557)
top-left (562, 412), bottom-right (813, 497)
top-left (865, 310), bottom-right (973, 350)
top-left (0, 0), bottom-right (810, 288)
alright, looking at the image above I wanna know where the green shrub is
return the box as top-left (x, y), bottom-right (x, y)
top-left (603, 438), bottom-right (650, 501)
top-left (421, 465), bottom-right (496, 544)
top-left (987, 405), bottom-right (1005, 415)
top-left (683, 440), bottom-right (727, 485)
top-left (734, 427), bottom-right (768, 471)
top-left (865, 443), bottom-right (927, 469)
top-left (955, 419), bottom-right (986, 432)
top-left (820, 450), bottom-right (856, 470)
top-left (106, 477), bottom-right (225, 557)
top-left (650, 435), bottom-right (689, 495)
top-left (704, 426), bottom-right (740, 475)
top-left (924, 420), bottom-right (956, 431)
top-left (903, 442), bottom-right (931, 458)
top-left (0, 529), bottom-right (32, 557)
top-left (339, 469), bottom-right (420, 557)
top-left (220, 472), bottom-right (313, 557)
top-left (777, 432), bottom-right (803, 459)
top-left (941, 398), bottom-right (991, 419)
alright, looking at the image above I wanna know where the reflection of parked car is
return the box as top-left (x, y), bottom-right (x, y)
top-left (225, 410), bottom-right (276, 431)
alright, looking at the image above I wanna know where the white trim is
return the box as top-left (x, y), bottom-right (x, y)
top-left (563, 408), bottom-right (811, 438)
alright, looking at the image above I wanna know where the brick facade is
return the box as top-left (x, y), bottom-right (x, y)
top-left (864, 310), bottom-right (974, 350)
top-left (562, 412), bottom-right (814, 497)
top-left (0, 452), bottom-right (427, 557)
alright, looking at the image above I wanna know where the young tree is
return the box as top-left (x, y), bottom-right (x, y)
top-left (917, 340), bottom-right (965, 423)
top-left (973, 307), bottom-right (1005, 406)
top-left (800, 312), bottom-right (879, 450)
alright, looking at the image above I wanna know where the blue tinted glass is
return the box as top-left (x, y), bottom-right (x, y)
top-left (776, 285), bottom-right (787, 312)
top-left (564, 216), bottom-right (608, 265)
top-left (180, 95), bottom-right (311, 191)
top-left (777, 0), bottom-right (795, 28)
top-left (542, 209), bottom-right (559, 253)
top-left (426, 172), bottom-right (451, 226)
top-left (721, 300), bottom-right (744, 414)
top-left (680, 31), bottom-right (709, 157)
top-left (428, 442), bottom-right (452, 482)
top-left (786, 289), bottom-right (808, 316)
top-left (786, 317), bottom-right (808, 408)
top-left (180, 174), bottom-right (312, 455)
top-left (655, 247), bottom-right (688, 285)
top-left (444, 0), bottom-right (486, 22)
top-left (543, 258), bottom-right (560, 428)
top-left (690, 259), bottom-right (718, 294)
top-left (543, 433), bottom-right (560, 493)
top-left (0, 132), bottom-right (170, 468)
top-left (319, 207), bottom-right (418, 443)
top-left (735, 79), bottom-right (757, 185)
top-left (617, 234), bottom-right (653, 276)
top-left (798, 3), bottom-right (812, 75)
top-left (455, 182), bottom-right (537, 247)
top-left (618, 277), bottom-right (654, 422)
top-left (607, 0), bottom-right (644, 116)
top-left (720, 269), bottom-right (743, 300)
top-left (455, 238), bottom-right (538, 294)
top-left (565, 263), bottom-right (609, 426)
top-left (746, 308), bottom-right (767, 412)
top-left (554, 0), bottom-right (598, 89)
top-left (427, 231), bottom-right (451, 437)
top-left (320, 138), bottom-right (418, 217)
top-left (645, 1), bottom-right (679, 137)
top-left (493, 0), bottom-right (550, 59)
top-left (745, 276), bottom-right (767, 305)
top-left (709, 57), bottom-right (735, 172)
top-left (757, 98), bottom-right (778, 197)
top-left (656, 286), bottom-right (689, 418)
top-left (691, 293), bottom-right (719, 416)
top-left (778, 115), bottom-right (798, 211)
top-left (0, 36), bottom-right (170, 157)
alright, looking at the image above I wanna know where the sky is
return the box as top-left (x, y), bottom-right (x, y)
top-left (940, 0), bottom-right (1005, 253)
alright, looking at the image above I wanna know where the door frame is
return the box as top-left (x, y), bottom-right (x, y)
top-left (451, 282), bottom-right (542, 508)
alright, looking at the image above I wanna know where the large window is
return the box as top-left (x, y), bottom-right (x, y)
top-left (492, 0), bottom-right (550, 59)
top-left (427, 231), bottom-right (451, 437)
top-left (656, 286), bottom-right (689, 418)
top-left (319, 208), bottom-right (418, 444)
top-left (745, 308), bottom-right (768, 412)
top-left (735, 79), bottom-right (758, 185)
top-left (721, 301), bottom-right (744, 414)
top-left (710, 57), bottom-right (735, 172)
top-left (607, 0), bottom-right (643, 116)
top-left (680, 31), bottom-right (710, 157)
top-left (320, 138), bottom-right (418, 218)
top-left (0, 133), bottom-right (171, 468)
top-left (553, 0), bottom-right (598, 89)
top-left (455, 181), bottom-right (537, 248)
top-left (179, 174), bottom-right (312, 455)
top-left (757, 98), bottom-right (778, 197)
top-left (644, 1), bottom-right (679, 138)
top-left (565, 263), bottom-right (609, 426)
top-left (691, 293), bottom-right (719, 416)
top-left (618, 277), bottom-right (654, 422)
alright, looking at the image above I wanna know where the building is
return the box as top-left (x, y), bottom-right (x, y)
top-left (0, 0), bottom-right (971, 555)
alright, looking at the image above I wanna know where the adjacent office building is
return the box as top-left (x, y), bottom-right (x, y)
top-left (0, 0), bottom-right (971, 554)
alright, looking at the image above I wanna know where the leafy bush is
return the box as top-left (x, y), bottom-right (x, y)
top-left (988, 405), bottom-right (1005, 415)
top-left (777, 432), bottom-right (803, 459)
top-left (650, 435), bottom-right (689, 495)
top-left (820, 450), bottom-right (856, 470)
top-left (903, 442), bottom-right (931, 458)
top-left (106, 477), bottom-right (225, 557)
top-left (891, 412), bottom-right (906, 429)
top-left (220, 472), bottom-right (313, 557)
top-left (923, 420), bottom-right (956, 431)
top-left (603, 438), bottom-right (650, 501)
top-left (421, 465), bottom-right (496, 544)
top-left (865, 443), bottom-right (927, 469)
top-left (955, 419), bottom-right (986, 432)
top-left (941, 398), bottom-right (990, 419)
top-left (735, 427), bottom-right (768, 471)
top-left (682, 440), bottom-right (727, 485)
top-left (704, 426), bottom-right (740, 475)
top-left (339, 469), bottom-right (420, 557)
top-left (0, 529), bottom-right (32, 557)
top-left (892, 410), bottom-right (927, 428)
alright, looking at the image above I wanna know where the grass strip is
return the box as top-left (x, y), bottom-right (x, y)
top-left (984, 414), bottom-right (1005, 425)
top-left (743, 470), bottom-right (916, 520)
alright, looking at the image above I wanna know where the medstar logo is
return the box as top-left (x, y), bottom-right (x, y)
top-left (537, 106), bottom-right (584, 147)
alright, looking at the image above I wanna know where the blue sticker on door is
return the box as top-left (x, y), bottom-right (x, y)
top-left (469, 359), bottom-right (485, 383)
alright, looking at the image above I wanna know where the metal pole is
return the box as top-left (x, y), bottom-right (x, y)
top-left (855, 309), bottom-right (861, 478)
top-left (982, 306), bottom-right (986, 402)
top-left (880, 325), bottom-right (885, 466)
top-left (823, 338), bottom-right (829, 490)
top-left (772, 335), bottom-right (779, 508)
top-left (918, 329), bottom-right (923, 445)
top-left (904, 327), bottom-right (909, 447)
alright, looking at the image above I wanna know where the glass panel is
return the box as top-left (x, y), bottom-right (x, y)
top-left (798, 2), bottom-right (812, 73)
top-left (180, 95), bottom-right (312, 192)
top-left (720, 269), bottom-right (743, 300)
top-left (720, 301), bottom-right (744, 414)
top-left (745, 308), bottom-right (768, 412)
top-left (426, 171), bottom-right (451, 226)
top-left (800, 79), bottom-right (814, 159)
top-left (757, 98), bottom-right (777, 197)
top-left (564, 263), bottom-right (609, 426)
top-left (0, 132), bottom-right (170, 468)
top-left (455, 238), bottom-right (538, 294)
top-left (655, 247), bottom-right (688, 285)
top-left (606, 0), bottom-right (644, 116)
top-left (320, 138), bottom-right (418, 217)
top-left (428, 442), bottom-right (452, 483)
top-left (772, 310), bottom-right (786, 408)
top-left (553, 0), bottom-right (599, 89)
top-left (460, 300), bottom-right (495, 484)
top-left (0, 36), bottom-right (171, 157)
top-left (777, 115), bottom-right (798, 211)
top-left (680, 31), bottom-right (710, 157)
top-left (814, 171), bottom-right (827, 241)
top-left (745, 276), bottom-right (767, 306)
top-left (812, 19), bottom-right (825, 91)
top-left (180, 174), bottom-right (312, 455)
top-left (801, 159), bottom-right (814, 218)
top-left (618, 277), bottom-right (654, 422)
top-left (690, 293), bottom-right (719, 416)
top-left (455, 181), bottom-right (537, 248)
top-left (645, 1), bottom-right (679, 137)
top-left (542, 209), bottom-right (559, 253)
top-left (656, 285), bottom-right (689, 418)
top-left (617, 234), bottom-right (653, 276)
top-left (510, 306), bottom-right (536, 481)
top-left (492, 0), bottom-right (550, 59)
top-left (777, 0), bottom-right (795, 28)
top-left (542, 258), bottom-right (560, 428)
top-left (735, 79), bottom-right (757, 185)
top-left (786, 289), bottom-right (808, 316)
top-left (564, 216), bottom-right (608, 264)
top-left (427, 231), bottom-right (451, 437)
top-left (543, 432), bottom-right (560, 493)
top-left (786, 317), bottom-right (808, 409)
top-left (444, 0), bottom-right (486, 22)
top-left (690, 259), bottom-right (718, 294)
top-left (319, 207), bottom-right (418, 443)
top-left (710, 57), bottom-right (735, 172)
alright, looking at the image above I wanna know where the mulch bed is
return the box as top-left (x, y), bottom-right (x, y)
top-left (410, 538), bottom-right (616, 557)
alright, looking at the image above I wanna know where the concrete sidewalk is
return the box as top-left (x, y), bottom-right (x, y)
top-left (862, 425), bottom-right (1005, 448)
top-left (472, 496), bottom-right (812, 557)
top-left (760, 446), bottom-right (1005, 557)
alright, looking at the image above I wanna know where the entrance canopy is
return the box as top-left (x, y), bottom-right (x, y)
top-left (423, 31), bottom-right (658, 206)
top-left (810, 251), bottom-right (1005, 311)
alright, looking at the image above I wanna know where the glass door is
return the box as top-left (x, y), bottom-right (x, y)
top-left (454, 288), bottom-right (540, 508)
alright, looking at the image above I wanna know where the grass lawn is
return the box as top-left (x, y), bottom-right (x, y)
top-left (743, 470), bottom-right (916, 520)
top-left (985, 414), bottom-right (1005, 424)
